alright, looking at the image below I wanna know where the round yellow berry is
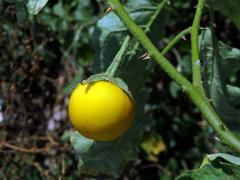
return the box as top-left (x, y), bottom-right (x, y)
top-left (68, 81), bottom-right (135, 141)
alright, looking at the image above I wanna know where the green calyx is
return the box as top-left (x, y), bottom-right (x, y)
top-left (82, 73), bottom-right (133, 100)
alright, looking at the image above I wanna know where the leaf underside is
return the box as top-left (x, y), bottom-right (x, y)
top-left (201, 28), bottom-right (240, 132)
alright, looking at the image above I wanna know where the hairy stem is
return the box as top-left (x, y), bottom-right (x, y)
top-left (107, 0), bottom-right (240, 154)
top-left (191, 0), bottom-right (205, 94)
top-left (105, 35), bottom-right (131, 77)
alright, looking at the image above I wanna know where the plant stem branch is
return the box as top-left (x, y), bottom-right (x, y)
top-left (107, 0), bottom-right (240, 154)
top-left (129, 0), bottom-right (168, 59)
top-left (191, 0), bottom-right (205, 94)
top-left (2, 142), bottom-right (50, 153)
top-left (145, 0), bottom-right (169, 33)
top-left (161, 27), bottom-right (192, 55)
top-left (105, 35), bottom-right (131, 77)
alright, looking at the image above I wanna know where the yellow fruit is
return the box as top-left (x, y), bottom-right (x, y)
top-left (68, 80), bottom-right (135, 141)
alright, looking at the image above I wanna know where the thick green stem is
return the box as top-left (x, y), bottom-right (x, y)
top-left (191, 0), bottom-right (205, 94)
top-left (107, 0), bottom-right (240, 154)
top-left (162, 27), bottom-right (192, 55)
top-left (105, 35), bottom-right (131, 77)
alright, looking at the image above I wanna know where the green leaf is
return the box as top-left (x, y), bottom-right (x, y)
top-left (227, 85), bottom-right (240, 106)
top-left (70, 131), bottom-right (94, 154)
top-left (175, 163), bottom-right (240, 180)
top-left (70, 0), bottom-right (170, 177)
top-left (27, 0), bottom-right (48, 15)
top-left (53, 1), bottom-right (65, 18)
top-left (211, 0), bottom-right (240, 30)
top-left (207, 153), bottom-right (240, 166)
top-left (176, 153), bottom-right (240, 180)
top-left (201, 28), bottom-right (240, 132)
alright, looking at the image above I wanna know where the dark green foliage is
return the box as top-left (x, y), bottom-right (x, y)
top-left (1, 0), bottom-right (240, 179)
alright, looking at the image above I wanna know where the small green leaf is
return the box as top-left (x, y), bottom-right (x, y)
top-left (53, 1), bottom-right (65, 18)
top-left (70, 131), bottom-right (94, 154)
top-left (27, 0), bottom-right (48, 15)
top-left (208, 153), bottom-right (240, 166)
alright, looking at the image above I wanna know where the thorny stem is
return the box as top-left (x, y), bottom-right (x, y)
top-left (191, 0), bottom-right (205, 95)
top-left (105, 36), bottom-right (131, 77)
top-left (161, 27), bottom-right (192, 55)
top-left (135, 27), bottom-right (192, 99)
top-left (128, 0), bottom-right (169, 60)
top-left (107, 0), bottom-right (240, 154)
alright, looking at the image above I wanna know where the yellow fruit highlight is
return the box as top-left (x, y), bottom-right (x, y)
top-left (68, 81), bottom-right (135, 141)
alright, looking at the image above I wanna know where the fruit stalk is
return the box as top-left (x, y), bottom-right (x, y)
top-left (105, 35), bottom-right (131, 77)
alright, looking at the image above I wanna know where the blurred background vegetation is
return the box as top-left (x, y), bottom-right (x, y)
top-left (0, 0), bottom-right (240, 179)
